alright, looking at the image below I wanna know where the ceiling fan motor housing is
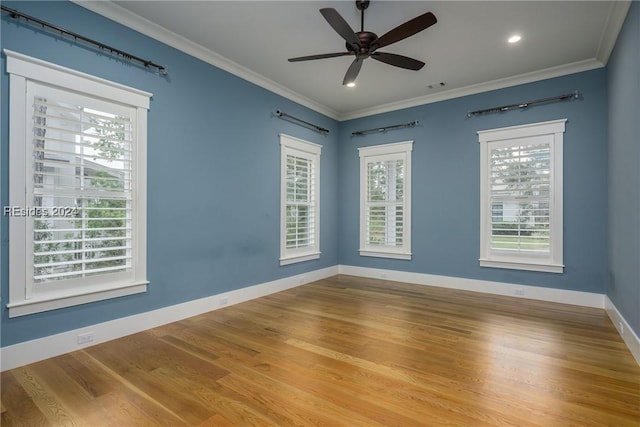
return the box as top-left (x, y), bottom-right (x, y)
top-left (347, 31), bottom-right (378, 55)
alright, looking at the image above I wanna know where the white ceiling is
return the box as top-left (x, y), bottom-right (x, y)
top-left (78, 1), bottom-right (630, 120)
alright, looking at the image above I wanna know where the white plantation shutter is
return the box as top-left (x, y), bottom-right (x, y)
top-left (359, 141), bottom-right (412, 260)
top-left (479, 119), bottom-right (565, 273)
top-left (366, 158), bottom-right (405, 246)
top-left (6, 51), bottom-right (150, 317)
top-left (489, 141), bottom-right (551, 253)
top-left (280, 134), bottom-right (321, 265)
top-left (285, 154), bottom-right (315, 249)
top-left (30, 90), bottom-right (134, 285)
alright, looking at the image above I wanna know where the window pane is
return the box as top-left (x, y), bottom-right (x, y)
top-left (367, 161), bottom-right (387, 201)
top-left (489, 142), bottom-right (551, 254)
top-left (286, 204), bottom-right (313, 248)
top-left (490, 144), bottom-right (550, 199)
top-left (490, 201), bottom-right (550, 252)
top-left (366, 158), bottom-right (405, 247)
top-left (32, 97), bottom-right (133, 283)
top-left (367, 205), bottom-right (403, 246)
top-left (286, 154), bottom-right (311, 203)
top-left (367, 206), bottom-right (386, 245)
top-left (367, 160), bottom-right (404, 202)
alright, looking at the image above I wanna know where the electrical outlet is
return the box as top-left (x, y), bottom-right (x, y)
top-left (77, 332), bottom-right (94, 345)
top-left (515, 289), bottom-right (525, 296)
top-left (618, 321), bottom-right (624, 334)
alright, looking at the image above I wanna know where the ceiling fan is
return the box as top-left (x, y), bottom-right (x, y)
top-left (288, 0), bottom-right (437, 86)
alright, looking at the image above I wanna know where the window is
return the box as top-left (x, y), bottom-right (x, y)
top-left (279, 134), bottom-right (321, 265)
top-left (6, 50), bottom-right (150, 317)
top-left (359, 141), bottom-right (413, 260)
top-left (478, 119), bottom-right (565, 273)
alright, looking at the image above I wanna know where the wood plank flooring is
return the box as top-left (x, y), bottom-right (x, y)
top-left (2, 275), bottom-right (639, 426)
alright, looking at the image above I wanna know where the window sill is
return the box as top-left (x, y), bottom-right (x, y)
top-left (280, 252), bottom-right (321, 266)
top-left (479, 258), bottom-right (564, 273)
top-left (359, 250), bottom-right (412, 260)
top-left (7, 281), bottom-right (148, 318)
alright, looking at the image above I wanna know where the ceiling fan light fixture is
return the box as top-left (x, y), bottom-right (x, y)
top-left (508, 34), bottom-right (522, 44)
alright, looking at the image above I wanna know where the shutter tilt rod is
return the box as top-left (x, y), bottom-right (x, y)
top-left (1, 5), bottom-right (168, 75)
top-left (275, 110), bottom-right (329, 134)
top-left (467, 90), bottom-right (579, 117)
top-left (351, 120), bottom-right (419, 136)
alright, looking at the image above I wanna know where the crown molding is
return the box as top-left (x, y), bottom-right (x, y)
top-left (596, 0), bottom-right (632, 65)
top-left (72, 0), bottom-right (341, 120)
top-left (340, 58), bottom-right (604, 121)
top-left (73, 0), bottom-right (627, 123)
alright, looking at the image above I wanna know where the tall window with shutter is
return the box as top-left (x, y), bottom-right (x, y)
top-left (478, 119), bottom-right (565, 273)
top-left (7, 51), bottom-right (150, 317)
top-left (359, 141), bottom-right (413, 260)
top-left (279, 134), bottom-right (321, 265)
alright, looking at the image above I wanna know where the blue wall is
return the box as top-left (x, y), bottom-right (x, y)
top-left (1, 1), bottom-right (633, 349)
top-left (607, 1), bottom-right (640, 334)
top-left (0, 1), bottom-right (339, 346)
top-left (338, 69), bottom-right (608, 294)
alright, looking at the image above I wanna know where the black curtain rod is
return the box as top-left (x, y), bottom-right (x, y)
top-left (275, 110), bottom-right (329, 134)
top-left (352, 120), bottom-right (419, 136)
top-left (467, 90), bottom-right (579, 117)
top-left (1, 5), bottom-right (168, 75)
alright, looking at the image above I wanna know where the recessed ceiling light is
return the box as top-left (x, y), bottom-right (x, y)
top-left (346, 82), bottom-right (356, 88)
top-left (508, 35), bottom-right (522, 44)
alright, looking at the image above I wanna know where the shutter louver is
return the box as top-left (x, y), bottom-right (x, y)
top-left (31, 96), bottom-right (133, 284)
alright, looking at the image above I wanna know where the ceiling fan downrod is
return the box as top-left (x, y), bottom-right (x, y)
top-left (356, 0), bottom-right (370, 32)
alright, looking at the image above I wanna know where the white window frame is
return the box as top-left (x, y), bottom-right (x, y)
top-left (478, 119), bottom-right (565, 273)
top-left (359, 141), bottom-right (413, 260)
top-left (279, 134), bottom-right (321, 265)
top-left (5, 50), bottom-right (151, 317)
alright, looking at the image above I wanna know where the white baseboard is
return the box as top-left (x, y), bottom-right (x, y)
top-left (4, 265), bottom-right (638, 371)
top-left (605, 296), bottom-right (640, 365)
top-left (339, 265), bottom-right (605, 308)
top-left (0, 266), bottom-right (338, 371)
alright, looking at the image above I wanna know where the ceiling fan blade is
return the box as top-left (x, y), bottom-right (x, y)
top-left (371, 52), bottom-right (425, 70)
top-left (343, 57), bottom-right (364, 85)
top-left (371, 11), bottom-right (437, 50)
top-left (289, 52), bottom-right (353, 62)
top-left (320, 8), bottom-right (360, 49)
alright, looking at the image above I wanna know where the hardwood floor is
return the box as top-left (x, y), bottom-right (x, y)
top-left (2, 275), bottom-right (639, 426)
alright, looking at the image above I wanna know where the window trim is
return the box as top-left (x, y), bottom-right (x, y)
top-left (358, 140), bottom-right (413, 260)
top-left (279, 134), bottom-right (322, 266)
top-left (478, 119), bottom-right (566, 273)
top-left (5, 50), bottom-right (150, 317)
